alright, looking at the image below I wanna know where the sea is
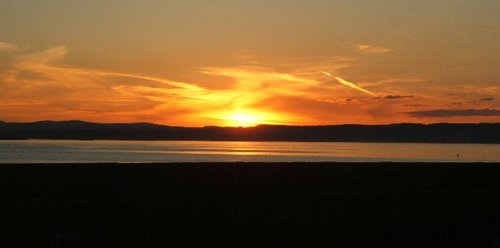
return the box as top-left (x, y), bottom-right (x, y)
top-left (1, 140), bottom-right (499, 163)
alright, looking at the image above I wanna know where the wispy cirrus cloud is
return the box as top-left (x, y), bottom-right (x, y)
top-left (355, 44), bottom-right (392, 54)
top-left (17, 46), bottom-right (67, 65)
top-left (320, 71), bottom-right (377, 97)
top-left (0, 46), bottom-right (212, 124)
top-left (2, 46), bottom-right (365, 125)
top-left (334, 76), bottom-right (377, 97)
top-left (4, 44), bottom-right (497, 126)
top-left (0, 41), bottom-right (19, 52)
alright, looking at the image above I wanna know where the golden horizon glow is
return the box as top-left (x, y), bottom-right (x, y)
top-left (223, 112), bottom-right (259, 127)
top-left (214, 109), bottom-right (282, 127)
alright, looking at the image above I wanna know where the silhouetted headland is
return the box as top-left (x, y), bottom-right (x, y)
top-left (1, 120), bottom-right (500, 143)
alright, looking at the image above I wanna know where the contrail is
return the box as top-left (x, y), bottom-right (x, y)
top-left (335, 77), bottom-right (377, 96)
top-left (321, 71), bottom-right (333, 77)
top-left (321, 71), bottom-right (377, 96)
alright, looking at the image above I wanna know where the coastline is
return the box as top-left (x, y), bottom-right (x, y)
top-left (2, 162), bottom-right (500, 247)
top-left (2, 121), bottom-right (500, 143)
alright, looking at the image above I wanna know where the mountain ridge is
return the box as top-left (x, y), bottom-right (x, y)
top-left (1, 120), bottom-right (499, 143)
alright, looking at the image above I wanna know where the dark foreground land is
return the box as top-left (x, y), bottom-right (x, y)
top-left (2, 162), bottom-right (500, 247)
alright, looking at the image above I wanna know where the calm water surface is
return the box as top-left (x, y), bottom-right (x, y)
top-left (1, 140), bottom-right (499, 163)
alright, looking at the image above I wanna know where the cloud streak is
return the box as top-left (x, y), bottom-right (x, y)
top-left (0, 41), bottom-right (19, 52)
top-left (383, 95), bottom-right (414, 100)
top-left (334, 77), bottom-right (378, 97)
top-left (481, 97), bottom-right (494, 101)
top-left (407, 109), bottom-right (500, 117)
top-left (320, 72), bottom-right (377, 96)
top-left (356, 44), bottom-right (392, 54)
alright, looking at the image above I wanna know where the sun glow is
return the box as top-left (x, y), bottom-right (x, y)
top-left (213, 108), bottom-right (304, 127)
top-left (223, 111), bottom-right (262, 127)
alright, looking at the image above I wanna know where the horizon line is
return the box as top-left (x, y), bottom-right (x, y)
top-left (1, 119), bottom-right (499, 128)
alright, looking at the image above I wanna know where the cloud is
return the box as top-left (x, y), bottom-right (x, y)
top-left (407, 108), bottom-right (500, 118)
top-left (0, 46), bottom-right (213, 125)
top-left (319, 72), bottom-right (377, 96)
top-left (0, 41), bottom-right (19, 52)
top-left (321, 71), bottom-right (333, 77)
top-left (481, 97), bottom-right (494, 101)
top-left (404, 104), bottom-right (425, 107)
top-left (356, 44), bottom-right (392, 54)
top-left (4, 46), bottom-right (358, 125)
top-left (17, 46), bottom-right (68, 65)
top-left (383, 95), bottom-right (413, 100)
top-left (8, 45), bottom-right (498, 125)
top-left (334, 76), bottom-right (378, 97)
top-left (64, 108), bottom-right (115, 113)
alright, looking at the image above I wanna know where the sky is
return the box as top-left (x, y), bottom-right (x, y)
top-left (1, 0), bottom-right (500, 126)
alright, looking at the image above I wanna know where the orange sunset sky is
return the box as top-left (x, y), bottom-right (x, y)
top-left (1, 1), bottom-right (500, 126)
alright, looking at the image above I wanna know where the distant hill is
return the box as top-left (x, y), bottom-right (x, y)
top-left (1, 120), bottom-right (499, 143)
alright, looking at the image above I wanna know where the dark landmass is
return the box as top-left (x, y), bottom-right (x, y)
top-left (2, 162), bottom-right (500, 247)
top-left (1, 120), bottom-right (500, 143)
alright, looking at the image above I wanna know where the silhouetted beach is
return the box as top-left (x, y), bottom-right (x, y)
top-left (2, 162), bottom-right (500, 247)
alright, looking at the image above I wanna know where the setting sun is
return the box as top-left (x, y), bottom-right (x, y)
top-left (223, 111), bottom-right (262, 127)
